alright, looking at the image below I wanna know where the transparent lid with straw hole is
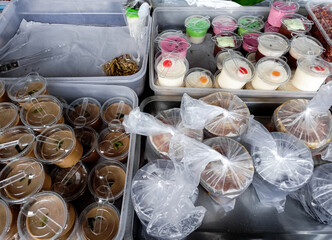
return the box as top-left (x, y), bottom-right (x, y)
top-left (0, 102), bottom-right (19, 132)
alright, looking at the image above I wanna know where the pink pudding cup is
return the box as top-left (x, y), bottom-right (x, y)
top-left (212, 15), bottom-right (238, 35)
top-left (242, 32), bottom-right (260, 53)
top-left (158, 31), bottom-right (190, 58)
top-left (267, 0), bottom-right (299, 27)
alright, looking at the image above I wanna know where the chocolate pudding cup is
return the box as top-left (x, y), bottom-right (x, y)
top-left (0, 199), bottom-right (18, 239)
top-left (97, 128), bottom-right (130, 162)
top-left (74, 127), bottom-right (99, 163)
top-left (101, 97), bottom-right (133, 126)
top-left (35, 124), bottom-right (83, 168)
top-left (88, 161), bottom-right (126, 201)
top-left (8, 72), bottom-right (48, 106)
top-left (0, 80), bottom-right (9, 103)
top-left (79, 202), bottom-right (120, 240)
top-left (0, 103), bottom-right (21, 133)
top-left (0, 126), bottom-right (35, 163)
top-left (18, 191), bottom-right (68, 240)
top-left (66, 97), bottom-right (102, 130)
top-left (0, 158), bottom-right (48, 204)
top-left (20, 95), bottom-right (64, 132)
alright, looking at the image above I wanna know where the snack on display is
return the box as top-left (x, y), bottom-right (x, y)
top-left (212, 31), bottom-right (242, 57)
top-left (264, 21), bottom-right (280, 33)
top-left (0, 102), bottom-right (20, 133)
top-left (279, 13), bottom-right (312, 39)
top-left (102, 54), bottom-right (139, 76)
top-left (256, 32), bottom-right (290, 61)
top-left (242, 32), bottom-right (260, 53)
top-left (216, 50), bottom-right (242, 70)
top-left (157, 30), bottom-right (190, 58)
top-left (74, 126), bottom-right (99, 163)
top-left (212, 15), bottom-right (238, 35)
top-left (267, 0), bottom-right (299, 28)
top-left (185, 15), bottom-right (210, 44)
top-left (34, 124), bottom-right (83, 168)
top-left (237, 16), bottom-right (264, 36)
top-left (0, 199), bottom-right (17, 239)
top-left (101, 97), bottom-right (133, 125)
top-left (185, 68), bottom-right (214, 88)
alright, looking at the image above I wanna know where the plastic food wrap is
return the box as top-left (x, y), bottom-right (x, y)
top-left (273, 82), bottom-right (332, 151)
top-left (180, 93), bottom-right (250, 139)
top-left (321, 142), bottom-right (332, 162)
top-left (242, 118), bottom-right (314, 212)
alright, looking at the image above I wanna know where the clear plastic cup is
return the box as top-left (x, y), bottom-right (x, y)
top-left (267, 0), bottom-right (300, 27)
top-left (251, 57), bottom-right (291, 90)
top-left (256, 32), bottom-right (290, 61)
top-left (0, 157), bottom-right (47, 204)
top-left (51, 161), bottom-right (88, 202)
top-left (97, 128), bottom-right (130, 162)
top-left (88, 160), bottom-right (126, 201)
top-left (217, 55), bottom-right (255, 89)
top-left (0, 80), bottom-right (9, 103)
top-left (0, 126), bottom-right (35, 163)
top-left (0, 102), bottom-right (20, 133)
top-left (246, 51), bottom-right (257, 65)
top-left (0, 199), bottom-right (16, 239)
top-left (185, 15), bottom-right (211, 44)
top-left (291, 57), bottom-right (331, 91)
top-left (212, 31), bottom-right (243, 57)
top-left (288, 35), bottom-right (324, 69)
top-left (58, 203), bottom-right (77, 240)
top-left (17, 191), bottom-right (68, 240)
top-left (184, 67), bottom-right (214, 88)
top-left (34, 124), bottom-right (83, 168)
top-left (237, 16), bottom-right (264, 36)
top-left (242, 32), bottom-right (260, 53)
top-left (212, 15), bottom-right (237, 35)
top-left (279, 13), bottom-right (313, 39)
top-left (157, 30), bottom-right (190, 59)
top-left (66, 97), bottom-right (102, 130)
top-left (7, 72), bottom-right (48, 106)
top-left (216, 50), bottom-right (242, 70)
top-left (20, 95), bottom-right (64, 132)
top-left (264, 21), bottom-right (280, 33)
top-left (100, 97), bottom-right (133, 126)
top-left (155, 55), bottom-right (189, 87)
top-left (74, 127), bottom-right (99, 163)
top-left (78, 202), bottom-right (120, 240)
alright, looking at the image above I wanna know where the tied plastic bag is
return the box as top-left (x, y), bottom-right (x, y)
top-left (242, 118), bottom-right (314, 212)
top-left (273, 82), bottom-right (332, 151)
top-left (321, 142), bottom-right (332, 162)
top-left (180, 93), bottom-right (250, 138)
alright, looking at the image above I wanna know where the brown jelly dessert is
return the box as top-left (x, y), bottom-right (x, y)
top-left (74, 127), bottom-right (99, 163)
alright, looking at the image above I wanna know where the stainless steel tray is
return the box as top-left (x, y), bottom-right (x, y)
top-left (125, 95), bottom-right (332, 240)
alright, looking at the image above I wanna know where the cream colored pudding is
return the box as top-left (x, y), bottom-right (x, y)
top-left (156, 57), bottom-right (188, 87)
top-left (185, 69), bottom-right (213, 88)
top-left (0, 103), bottom-right (20, 131)
top-left (80, 203), bottom-right (119, 240)
top-left (74, 127), bottom-right (99, 163)
top-left (103, 102), bottom-right (132, 123)
top-left (251, 58), bottom-right (290, 90)
top-left (256, 33), bottom-right (289, 60)
top-left (216, 51), bottom-right (242, 70)
top-left (98, 131), bottom-right (130, 161)
top-left (289, 36), bottom-right (323, 60)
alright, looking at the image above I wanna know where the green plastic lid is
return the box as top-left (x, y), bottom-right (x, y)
top-left (126, 7), bottom-right (139, 18)
top-left (185, 15), bottom-right (210, 38)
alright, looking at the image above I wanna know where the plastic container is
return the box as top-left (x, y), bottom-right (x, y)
top-left (242, 32), bottom-right (260, 53)
top-left (157, 30), bottom-right (190, 58)
top-left (101, 97), bottom-right (134, 127)
top-left (0, 199), bottom-right (16, 239)
top-left (256, 32), bottom-right (290, 61)
top-left (267, 0), bottom-right (299, 27)
top-left (306, 1), bottom-right (332, 62)
top-left (184, 67), bottom-right (214, 88)
top-left (237, 16), bottom-right (264, 36)
top-left (0, 0), bottom-right (152, 96)
top-left (185, 15), bottom-right (210, 44)
top-left (0, 102), bottom-right (20, 133)
top-left (216, 50), bottom-right (243, 70)
top-left (212, 32), bottom-right (242, 57)
top-left (74, 127), bottom-right (99, 163)
top-left (279, 13), bottom-right (313, 39)
top-left (212, 15), bottom-right (237, 35)
top-left (264, 21), bottom-right (280, 33)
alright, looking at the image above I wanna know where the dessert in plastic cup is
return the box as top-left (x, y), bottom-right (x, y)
top-left (291, 57), bottom-right (330, 92)
top-left (66, 97), bottom-right (102, 130)
top-left (212, 15), bottom-right (237, 35)
top-left (88, 161), bottom-right (126, 201)
top-left (74, 127), bottom-right (99, 163)
top-left (157, 30), bottom-right (190, 59)
top-left (0, 102), bottom-right (21, 133)
top-left (200, 92), bottom-right (250, 138)
top-left (242, 32), bottom-right (260, 53)
top-left (97, 128), bottom-right (130, 162)
top-left (246, 51), bottom-right (257, 65)
top-left (216, 55), bottom-right (254, 89)
top-left (155, 55), bottom-right (189, 87)
top-left (279, 13), bottom-right (312, 39)
top-left (0, 126), bottom-right (35, 163)
top-left (58, 203), bottom-right (77, 240)
top-left (17, 191), bottom-right (68, 240)
top-left (200, 137), bottom-right (254, 204)
top-left (267, 0), bottom-right (299, 27)
top-left (0, 157), bottom-right (51, 205)
top-left (212, 32), bottom-right (242, 57)
top-left (34, 124), bottom-right (83, 168)
top-left (216, 50), bottom-right (242, 70)
top-left (148, 108), bottom-right (203, 159)
top-left (101, 97), bottom-right (133, 125)
top-left (288, 35), bottom-right (323, 69)
top-left (79, 202), bottom-right (119, 240)
top-left (184, 68), bottom-right (214, 88)
top-left (273, 99), bottom-right (332, 149)
top-left (51, 161), bottom-right (88, 202)
top-left (0, 199), bottom-right (18, 240)
top-left (0, 80), bottom-right (9, 103)
top-left (185, 15), bottom-right (210, 44)
top-left (250, 57), bottom-right (291, 90)
top-left (264, 21), bottom-right (280, 33)
top-left (256, 32), bottom-right (290, 61)
top-left (237, 16), bottom-right (264, 36)
top-left (7, 72), bottom-right (48, 106)
top-left (20, 95), bottom-right (64, 132)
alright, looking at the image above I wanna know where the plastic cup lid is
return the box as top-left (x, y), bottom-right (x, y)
top-left (66, 97), bottom-right (101, 128)
top-left (185, 15), bottom-right (210, 31)
top-left (8, 72), bottom-right (47, 103)
top-left (291, 35), bottom-right (324, 57)
top-left (0, 102), bottom-right (19, 132)
top-left (34, 124), bottom-right (75, 164)
top-left (156, 30), bottom-right (190, 51)
top-left (51, 161), bottom-right (88, 201)
top-left (155, 55), bottom-right (189, 78)
top-left (213, 32), bottom-right (242, 48)
top-left (74, 126), bottom-right (98, 160)
top-left (223, 54), bottom-right (255, 83)
top-left (0, 126), bottom-right (35, 163)
top-left (271, 0), bottom-right (299, 13)
top-left (185, 67), bottom-right (214, 87)
top-left (281, 13), bottom-right (313, 31)
top-left (0, 199), bottom-right (11, 239)
top-left (0, 158), bottom-right (44, 204)
top-left (256, 57), bottom-right (291, 84)
top-left (101, 97), bottom-right (133, 125)
top-left (212, 15), bottom-right (237, 28)
top-left (18, 191), bottom-right (68, 240)
top-left (216, 50), bottom-right (242, 69)
top-left (258, 32), bottom-right (290, 52)
top-left (297, 57), bottom-right (331, 76)
top-left (238, 16), bottom-right (265, 30)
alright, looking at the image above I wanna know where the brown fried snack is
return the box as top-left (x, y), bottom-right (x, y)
top-left (103, 54), bottom-right (139, 76)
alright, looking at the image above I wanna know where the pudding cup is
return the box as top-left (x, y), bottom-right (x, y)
top-left (212, 32), bottom-right (242, 57)
top-left (74, 127), bottom-right (99, 163)
top-left (279, 13), bottom-right (312, 39)
top-left (256, 32), bottom-right (290, 61)
top-left (0, 102), bottom-right (21, 133)
top-left (0, 80), bottom-right (9, 103)
top-left (0, 199), bottom-right (17, 239)
top-left (267, 0), bottom-right (299, 27)
top-left (212, 15), bottom-right (237, 35)
top-left (237, 16), bottom-right (264, 36)
top-left (184, 67), bottom-right (214, 88)
top-left (216, 50), bottom-right (242, 70)
top-left (185, 15), bottom-right (210, 44)
top-left (101, 97), bottom-right (133, 126)
top-left (157, 30), bottom-right (190, 59)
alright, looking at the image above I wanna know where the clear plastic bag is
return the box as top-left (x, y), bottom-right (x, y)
top-left (321, 142), bottom-right (332, 162)
top-left (273, 82), bottom-right (332, 150)
top-left (180, 93), bottom-right (250, 139)
top-left (242, 118), bottom-right (314, 212)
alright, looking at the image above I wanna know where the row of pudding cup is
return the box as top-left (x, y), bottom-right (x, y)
top-left (0, 74), bottom-right (134, 239)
